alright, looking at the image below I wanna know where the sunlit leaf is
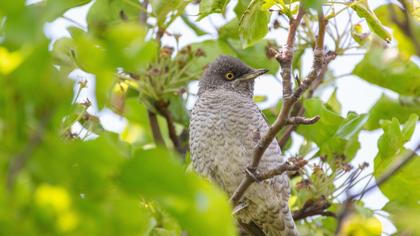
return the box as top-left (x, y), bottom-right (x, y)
top-left (150, 0), bottom-right (187, 26)
top-left (297, 99), bottom-right (367, 161)
top-left (238, 0), bottom-right (270, 48)
top-left (374, 116), bottom-right (420, 218)
top-left (326, 89), bottom-right (341, 113)
top-left (234, 0), bottom-right (250, 17)
top-left (353, 46), bottom-right (420, 96)
top-left (341, 214), bottom-right (382, 236)
top-left (301, 0), bottom-right (324, 10)
top-left (198, 0), bottom-right (230, 19)
top-left (87, 0), bottom-right (142, 36)
top-left (0, 47), bottom-right (24, 75)
top-left (365, 95), bottom-right (420, 130)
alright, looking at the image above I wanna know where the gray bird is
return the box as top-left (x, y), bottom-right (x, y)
top-left (189, 55), bottom-right (299, 236)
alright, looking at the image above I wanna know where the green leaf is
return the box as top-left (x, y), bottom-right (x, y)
top-left (103, 23), bottom-right (158, 71)
top-left (378, 148), bottom-right (420, 233)
top-left (70, 32), bottom-right (114, 106)
top-left (374, 4), bottom-right (420, 58)
top-left (377, 118), bottom-right (404, 159)
top-left (150, 0), bottom-right (187, 26)
top-left (87, 0), bottom-right (142, 37)
top-left (178, 39), bottom-right (236, 76)
top-left (26, 136), bottom-right (156, 235)
top-left (198, 0), bottom-right (230, 19)
top-left (218, 18), bottom-right (240, 40)
top-left (234, 0), bottom-right (250, 17)
top-left (326, 89), bottom-right (341, 113)
top-left (238, 0), bottom-right (270, 48)
top-left (350, 0), bottom-right (392, 42)
top-left (336, 113), bottom-right (368, 141)
top-left (297, 99), bottom-right (367, 161)
top-left (301, 0), bottom-right (324, 10)
top-left (384, 206), bottom-right (420, 235)
top-left (167, 96), bottom-right (190, 126)
top-left (401, 114), bottom-right (418, 142)
top-left (365, 95), bottom-right (420, 130)
top-left (253, 95), bottom-right (268, 103)
top-left (31, 136), bottom-right (124, 198)
top-left (233, 39), bottom-right (279, 74)
top-left (118, 148), bottom-right (237, 236)
top-left (181, 38), bottom-right (279, 75)
top-left (51, 37), bottom-right (77, 75)
top-left (42, 0), bottom-right (92, 21)
top-left (353, 46), bottom-right (420, 96)
top-left (297, 99), bottom-right (344, 148)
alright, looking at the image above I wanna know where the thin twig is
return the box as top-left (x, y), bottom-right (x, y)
top-left (335, 143), bottom-right (420, 234)
top-left (281, 6), bottom-right (305, 98)
top-left (278, 50), bottom-right (336, 148)
top-left (255, 161), bottom-right (303, 181)
top-left (292, 197), bottom-right (336, 221)
top-left (286, 115), bottom-right (320, 125)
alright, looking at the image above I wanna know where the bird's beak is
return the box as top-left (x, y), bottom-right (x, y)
top-left (238, 68), bottom-right (269, 81)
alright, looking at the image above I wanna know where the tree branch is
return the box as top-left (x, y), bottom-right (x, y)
top-left (155, 101), bottom-right (185, 155)
top-left (147, 110), bottom-right (165, 146)
top-left (230, 8), bottom-right (328, 206)
top-left (255, 160), bottom-right (306, 181)
top-left (7, 113), bottom-right (50, 191)
top-left (278, 50), bottom-right (336, 148)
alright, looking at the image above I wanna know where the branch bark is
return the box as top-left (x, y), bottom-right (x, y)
top-left (278, 50), bottom-right (336, 148)
top-left (155, 101), bottom-right (185, 155)
top-left (147, 110), bottom-right (165, 146)
top-left (286, 115), bottom-right (320, 125)
top-left (230, 8), bottom-right (328, 206)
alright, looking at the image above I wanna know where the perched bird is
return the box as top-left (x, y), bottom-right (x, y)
top-left (189, 55), bottom-right (299, 236)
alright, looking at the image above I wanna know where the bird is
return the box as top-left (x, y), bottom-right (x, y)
top-left (189, 55), bottom-right (299, 236)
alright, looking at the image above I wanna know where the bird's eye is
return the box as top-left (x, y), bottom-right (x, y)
top-left (225, 72), bottom-right (235, 80)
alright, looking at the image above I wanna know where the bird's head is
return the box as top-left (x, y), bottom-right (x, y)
top-left (198, 55), bottom-right (268, 97)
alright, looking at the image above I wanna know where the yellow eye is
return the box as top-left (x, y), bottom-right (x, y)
top-left (225, 72), bottom-right (235, 80)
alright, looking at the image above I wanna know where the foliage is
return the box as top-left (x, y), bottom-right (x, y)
top-left (0, 0), bottom-right (419, 235)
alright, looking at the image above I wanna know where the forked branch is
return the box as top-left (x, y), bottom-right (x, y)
top-left (230, 8), bottom-right (329, 206)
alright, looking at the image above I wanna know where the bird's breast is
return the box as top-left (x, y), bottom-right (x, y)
top-left (189, 90), bottom-right (263, 191)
